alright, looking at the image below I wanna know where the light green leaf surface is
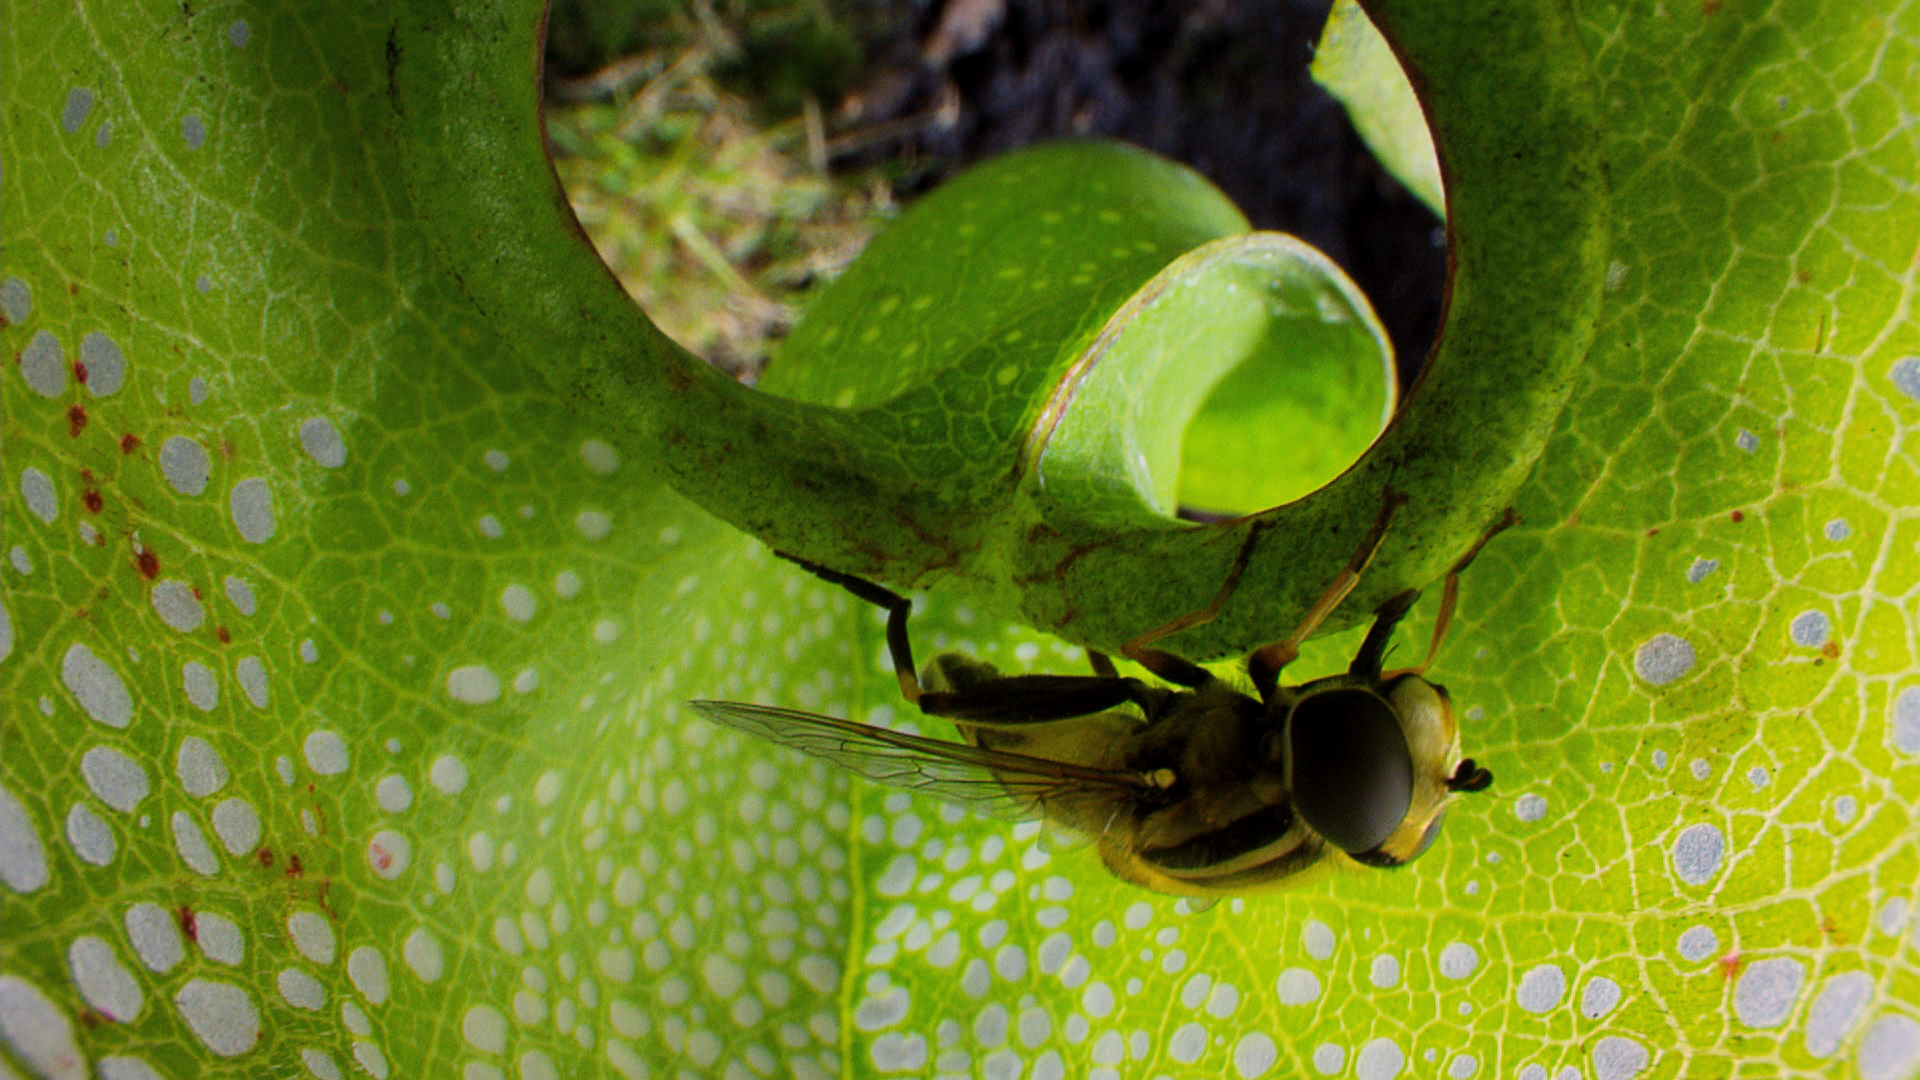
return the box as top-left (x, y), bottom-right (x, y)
top-left (3, 5), bottom-right (1918, 1080)
top-left (1313, 0), bottom-right (1447, 219)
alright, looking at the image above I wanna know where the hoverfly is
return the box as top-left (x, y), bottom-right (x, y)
top-left (693, 495), bottom-right (1516, 897)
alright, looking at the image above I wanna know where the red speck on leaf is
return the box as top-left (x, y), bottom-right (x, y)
top-left (78, 1009), bottom-right (103, 1028)
top-left (119, 433), bottom-right (140, 453)
top-left (1731, 510), bottom-right (1746, 523)
top-left (215, 626), bottom-right (231, 644)
top-left (1702, 0), bottom-right (1722, 11)
top-left (1821, 641), bottom-right (1841, 659)
top-left (1646, 528), bottom-right (1660, 537)
top-left (68, 404), bottom-right (88, 437)
top-left (257, 847), bottom-right (274, 867)
top-left (1717, 952), bottom-right (1743, 981)
top-left (286, 853), bottom-right (305, 877)
top-left (135, 549), bottom-right (160, 579)
top-left (178, 905), bottom-right (198, 941)
top-left (370, 841), bottom-right (394, 873)
top-left (83, 489), bottom-right (104, 513)
top-left (74, 360), bottom-right (89, 384)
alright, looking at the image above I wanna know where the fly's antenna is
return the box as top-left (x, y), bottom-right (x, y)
top-left (1446, 758), bottom-right (1493, 793)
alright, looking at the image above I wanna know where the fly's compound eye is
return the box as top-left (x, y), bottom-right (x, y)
top-left (1287, 688), bottom-right (1414, 854)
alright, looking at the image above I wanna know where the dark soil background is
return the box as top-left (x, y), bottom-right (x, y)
top-left (549, 0), bottom-right (1449, 386)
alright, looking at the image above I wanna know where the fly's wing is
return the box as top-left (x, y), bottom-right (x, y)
top-left (689, 700), bottom-right (1155, 821)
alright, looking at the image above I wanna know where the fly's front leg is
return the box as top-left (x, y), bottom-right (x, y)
top-left (1120, 519), bottom-right (1280, 689)
top-left (1390, 507), bottom-right (1521, 677)
top-left (1246, 489), bottom-right (1406, 699)
top-left (776, 553), bottom-right (924, 705)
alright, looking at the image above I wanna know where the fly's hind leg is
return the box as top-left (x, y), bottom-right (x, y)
top-left (1119, 519), bottom-right (1282, 689)
top-left (778, 553), bottom-right (1161, 723)
top-left (776, 553), bottom-right (925, 705)
top-left (1384, 507), bottom-right (1522, 677)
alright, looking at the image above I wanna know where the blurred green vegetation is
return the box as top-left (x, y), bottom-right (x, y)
top-left (545, 1), bottom-right (893, 377)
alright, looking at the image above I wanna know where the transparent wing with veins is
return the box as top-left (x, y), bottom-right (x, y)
top-left (689, 700), bottom-right (1155, 820)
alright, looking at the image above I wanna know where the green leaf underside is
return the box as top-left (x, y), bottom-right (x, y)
top-left (1, 9), bottom-right (1917, 1080)
top-left (1313, 0), bottom-right (1448, 220)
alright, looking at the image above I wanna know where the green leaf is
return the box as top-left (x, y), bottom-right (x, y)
top-left (1312, 0), bottom-right (1447, 219)
top-left (4, 3), bottom-right (1918, 1080)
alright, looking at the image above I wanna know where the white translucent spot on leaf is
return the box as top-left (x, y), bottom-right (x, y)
top-left (1789, 610), bottom-right (1830, 647)
top-left (1634, 633), bottom-right (1694, 685)
top-left (348, 946), bottom-right (390, 1004)
top-left (798, 954), bottom-right (839, 994)
top-left (1311, 1043), bottom-right (1344, 1076)
top-left (171, 811), bottom-right (219, 875)
top-left (300, 639), bottom-right (319, 663)
top-left (1888, 356), bottom-right (1920, 403)
top-left (1582, 976), bottom-right (1622, 1018)
top-left (66, 802), bottom-right (115, 865)
top-left (223, 575), bottom-right (256, 616)
top-left (1355, 1037), bottom-right (1404, 1079)
top-left (854, 984), bottom-right (910, 1031)
top-left (150, 579), bottom-right (205, 632)
top-left (235, 655), bottom-right (269, 708)
top-left (1439, 942), bottom-right (1479, 979)
top-left (0, 599), bottom-right (10, 663)
top-left (1804, 970), bottom-right (1872, 1058)
top-left (288, 911), bottom-right (336, 965)
top-left (211, 798), bottom-right (260, 855)
top-left (1513, 793), bottom-right (1546, 822)
top-left (79, 331), bottom-right (125, 396)
top-left (1677, 925), bottom-right (1719, 961)
top-left (376, 774), bottom-right (413, 813)
top-left (1686, 557), bottom-right (1718, 583)
top-left (501, 584), bottom-right (536, 622)
top-left (81, 745), bottom-right (149, 812)
top-left (0, 277), bottom-right (30, 322)
top-left (1170, 1021), bottom-right (1207, 1064)
top-left (1858, 1013), bottom-right (1920, 1080)
top-left (448, 665), bottom-right (502, 705)
top-left (1824, 518), bottom-right (1851, 541)
top-left (0, 973), bottom-right (84, 1078)
top-left (1302, 919), bottom-right (1334, 959)
top-left (430, 755), bottom-right (469, 794)
top-left (1894, 686), bottom-right (1920, 756)
top-left (174, 978), bottom-right (259, 1055)
top-left (1448, 1054), bottom-right (1479, 1078)
top-left (1370, 954), bottom-right (1400, 989)
top-left (534, 771), bottom-right (563, 807)
top-left (182, 663), bottom-right (220, 712)
top-left (227, 19), bottom-right (249, 45)
top-left (1276, 967), bottom-right (1321, 1005)
top-left (1671, 823), bottom-right (1725, 886)
top-left (124, 902), bottom-right (184, 972)
top-left (1591, 1036), bottom-right (1649, 1080)
top-left (477, 514), bottom-right (503, 539)
top-left (229, 478), bottom-right (276, 543)
top-left (61, 642), bottom-right (133, 728)
top-left (1516, 964), bottom-right (1566, 1013)
top-left (1734, 956), bottom-right (1805, 1028)
top-left (581, 439), bottom-right (621, 474)
top-left (278, 968), bottom-right (325, 1010)
top-left (483, 448), bottom-right (509, 472)
top-left (305, 729), bottom-right (350, 775)
top-left (0, 776), bottom-right (48, 887)
top-left (20, 330), bottom-right (66, 397)
top-left (403, 928), bottom-right (444, 982)
top-left (196, 912), bottom-right (244, 965)
top-left (1735, 428), bottom-right (1759, 452)
top-left (181, 114), bottom-right (206, 148)
top-left (576, 510), bottom-right (612, 540)
top-left (69, 935), bottom-right (143, 1021)
top-left (21, 465), bottom-right (59, 523)
top-left (464, 1004), bottom-right (507, 1054)
top-left (97, 1057), bottom-right (165, 1080)
top-left (368, 830), bottom-right (411, 879)
top-left (353, 1041), bottom-right (390, 1079)
top-left (160, 437), bottom-right (211, 496)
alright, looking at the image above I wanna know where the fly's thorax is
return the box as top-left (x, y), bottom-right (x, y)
top-left (922, 652), bottom-right (1003, 694)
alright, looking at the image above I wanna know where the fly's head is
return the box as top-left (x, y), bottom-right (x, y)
top-left (1271, 672), bottom-right (1491, 869)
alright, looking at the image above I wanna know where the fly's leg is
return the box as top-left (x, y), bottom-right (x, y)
top-left (1119, 518), bottom-right (1281, 689)
top-left (1245, 490), bottom-right (1407, 699)
top-left (1386, 507), bottom-right (1521, 677)
top-left (777, 553), bottom-right (924, 704)
top-left (779, 553), bottom-right (1161, 722)
top-left (1087, 651), bottom-right (1120, 678)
